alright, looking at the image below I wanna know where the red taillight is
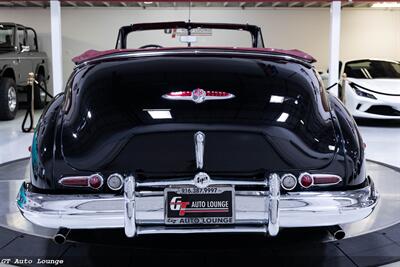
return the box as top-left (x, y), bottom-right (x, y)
top-left (206, 91), bottom-right (230, 97)
top-left (167, 91), bottom-right (192, 97)
top-left (89, 174), bottom-right (103, 189)
top-left (298, 173), bottom-right (342, 188)
top-left (60, 177), bottom-right (89, 187)
top-left (28, 146), bottom-right (31, 152)
top-left (299, 173), bottom-right (313, 188)
top-left (313, 175), bottom-right (342, 186)
top-left (59, 174), bottom-right (103, 189)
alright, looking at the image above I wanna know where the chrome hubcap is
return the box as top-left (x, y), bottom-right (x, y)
top-left (39, 81), bottom-right (46, 102)
top-left (8, 86), bottom-right (17, 112)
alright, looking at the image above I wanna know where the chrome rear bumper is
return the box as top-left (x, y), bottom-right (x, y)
top-left (17, 176), bottom-right (378, 237)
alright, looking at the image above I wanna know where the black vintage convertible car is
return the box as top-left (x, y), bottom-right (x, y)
top-left (17, 22), bottom-right (378, 239)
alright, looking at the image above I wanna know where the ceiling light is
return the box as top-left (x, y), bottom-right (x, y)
top-left (371, 2), bottom-right (400, 8)
top-left (144, 109), bottom-right (172, 119)
top-left (270, 95), bottom-right (285, 103)
top-left (276, 112), bottom-right (289, 122)
top-left (144, 2), bottom-right (153, 4)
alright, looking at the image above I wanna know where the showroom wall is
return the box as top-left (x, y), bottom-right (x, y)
top-left (1, 7), bottom-right (400, 91)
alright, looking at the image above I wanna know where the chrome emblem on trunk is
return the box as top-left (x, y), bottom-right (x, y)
top-left (162, 89), bottom-right (235, 103)
top-left (194, 131), bottom-right (205, 169)
top-left (194, 172), bottom-right (210, 188)
top-left (192, 88), bottom-right (206, 104)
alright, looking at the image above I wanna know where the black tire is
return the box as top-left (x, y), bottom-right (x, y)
top-left (34, 74), bottom-right (47, 109)
top-left (0, 78), bottom-right (18, 120)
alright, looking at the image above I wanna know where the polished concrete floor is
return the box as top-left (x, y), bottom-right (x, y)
top-left (0, 110), bottom-right (41, 165)
top-left (357, 119), bottom-right (400, 169)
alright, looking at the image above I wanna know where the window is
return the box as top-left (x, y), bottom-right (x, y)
top-left (17, 27), bottom-right (26, 50)
top-left (26, 28), bottom-right (37, 51)
top-left (0, 25), bottom-right (14, 49)
top-left (126, 28), bottom-right (252, 49)
top-left (345, 60), bottom-right (400, 79)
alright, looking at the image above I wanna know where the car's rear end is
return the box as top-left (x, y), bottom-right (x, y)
top-left (17, 48), bottom-right (378, 237)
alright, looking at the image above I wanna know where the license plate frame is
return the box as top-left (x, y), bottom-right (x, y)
top-left (164, 186), bottom-right (235, 225)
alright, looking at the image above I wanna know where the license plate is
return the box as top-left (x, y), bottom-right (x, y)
top-left (165, 186), bottom-right (234, 225)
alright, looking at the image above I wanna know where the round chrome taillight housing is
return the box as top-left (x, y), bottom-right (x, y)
top-left (88, 174), bottom-right (103, 189)
top-left (107, 173), bottom-right (124, 191)
top-left (298, 173), bottom-right (313, 188)
top-left (281, 173), bottom-right (297, 190)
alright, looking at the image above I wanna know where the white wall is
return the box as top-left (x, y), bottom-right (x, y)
top-left (0, 7), bottom-right (400, 90)
top-left (341, 9), bottom-right (400, 63)
top-left (60, 8), bottom-right (331, 81)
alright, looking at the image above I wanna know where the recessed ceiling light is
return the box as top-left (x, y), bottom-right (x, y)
top-left (144, 109), bottom-right (172, 119)
top-left (270, 95), bottom-right (285, 103)
top-left (276, 112), bottom-right (289, 122)
top-left (371, 2), bottom-right (400, 8)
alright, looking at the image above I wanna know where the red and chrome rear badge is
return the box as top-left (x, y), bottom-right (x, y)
top-left (162, 88), bottom-right (235, 104)
top-left (192, 88), bottom-right (207, 103)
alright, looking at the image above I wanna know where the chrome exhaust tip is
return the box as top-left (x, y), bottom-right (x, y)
top-left (328, 225), bottom-right (345, 240)
top-left (53, 227), bottom-right (70, 244)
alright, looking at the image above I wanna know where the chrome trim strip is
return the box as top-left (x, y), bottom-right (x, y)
top-left (194, 131), bottom-right (205, 169)
top-left (17, 178), bottom-right (378, 237)
top-left (162, 93), bottom-right (235, 102)
top-left (77, 50), bottom-right (312, 68)
top-left (136, 225), bottom-right (268, 235)
top-left (135, 178), bottom-right (268, 188)
top-left (124, 176), bottom-right (136, 237)
top-left (268, 173), bottom-right (280, 236)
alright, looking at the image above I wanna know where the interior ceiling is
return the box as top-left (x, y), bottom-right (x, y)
top-left (0, 1), bottom-right (384, 8)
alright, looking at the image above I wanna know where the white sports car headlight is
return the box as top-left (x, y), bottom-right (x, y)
top-left (349, 83), bottom-right (377, 100)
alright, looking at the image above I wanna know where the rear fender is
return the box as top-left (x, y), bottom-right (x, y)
top-left (329, 94), bottom-right (366, 186)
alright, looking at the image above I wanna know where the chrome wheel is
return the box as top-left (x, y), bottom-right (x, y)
top-left (8, 86), bottom-right (17, 112)
top-left (39, 81), bottom-right (46, 102)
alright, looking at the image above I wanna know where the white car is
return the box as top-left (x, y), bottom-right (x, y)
top-left (341, 59), bottom-right (400, 119)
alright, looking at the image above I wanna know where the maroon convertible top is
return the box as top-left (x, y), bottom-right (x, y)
top-left (72, 47), bottom-right (316, 65)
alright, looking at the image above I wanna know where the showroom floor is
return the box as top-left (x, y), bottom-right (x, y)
top-left (0, 111), bottom-right (41, 165)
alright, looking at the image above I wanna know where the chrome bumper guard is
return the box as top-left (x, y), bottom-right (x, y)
top-left (17, 175), bottom-right (378, 237)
